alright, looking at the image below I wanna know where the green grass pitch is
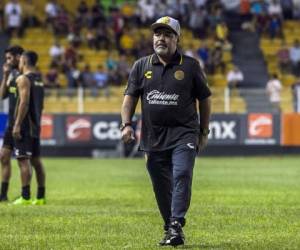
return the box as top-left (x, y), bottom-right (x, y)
top-left (0, 157), bottom-right (299, 249)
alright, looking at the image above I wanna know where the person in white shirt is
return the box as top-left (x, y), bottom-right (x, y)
top-left (266, 73), bottom-right (282, 112)
top-left (289, 39), bottom-right (300, 76)
top-left (45, 0), bottom-right (59, 29)
top-left (45, 0), bottom-right (59, 19)
top-left (293, 0), bottom-right (300, 18)
top-left (227, 65), bottom-right (244, 89)
top-left (268, 0), bottom-right (282, 16)
top-left (49, 41), bottom-right (64, 63)
top-left (4, 0), bottom-right (22, 37)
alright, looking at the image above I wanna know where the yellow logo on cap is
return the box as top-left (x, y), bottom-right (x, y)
top-left (144, 71), bottom-right (152, 79)
top-left (174, 70), bottom-right (184, 80)
top-left (160, 16), bottom-right (170, 24)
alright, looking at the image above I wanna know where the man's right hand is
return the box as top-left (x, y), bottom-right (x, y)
top-left (2, 63), bottom-right (11, 77)
top-left (121, 126), bottom-right (135, 144)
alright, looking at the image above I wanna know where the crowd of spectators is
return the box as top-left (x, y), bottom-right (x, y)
top-left (1, 0), bottom-right (233, 92)
top-left (0, 0), bottom-right (40, 37)
top-left (2, 0), bottom-right (300, 95)
top-left (29, 0), bottom-right (233, 92)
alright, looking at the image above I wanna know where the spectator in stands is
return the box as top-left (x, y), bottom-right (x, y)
top-left (62, 43), bottom-right (80, 88)
top-left (86, 29), bottom-right (97, 49)
top-left (93, 64), bottom-right (109, 97)
top-left (207, 5), bottom-right (224, 31)
top-left (94, 23), bottom-right (111, 50)
top-left (49, 40), bottom-right (64, 64)
top-left (45, 0), bottom-right (59, 29)
top-left (138, 0), bottom-right (156, 25)
top-left (197, 42), bottom-right (210, 70)
top-left (221, 0), bottom-right (240, 12)
top-left (186, 45), bottom-right (204, 69)
top-left (78, 64), bottom-right (95, 88)
top-left (121, 0), bottom-right (136, 23)
top-left (239, 0), bottom-right (252, 23)
top-left (226, 65), bottom-right (244, 90)
top-left (53, 5), bottom-right (70, 36)
top-left (91, 0), bottom-right (105, 28)
top-left (189, 6), bottom-right (207, 38)
top-left (255, 12), bottom-right (269, 35)
top-left (277, 40), bottom-right (291, 73)
top-left (268, 14), bottom-right (282, 39)
top-left (119, 27), bottom-right (136, 56)
top-left (280, 0), bottom-right (293, 19)
top-left (250, 0), bottom-right (266, 17)
top-left (165, 0), bottom-right (182, 21)
top-left (267, 0), bottom-right (282, 17)
top-left (64, 43), bottom-right (78, 69)
top-left (66, 65), bottom-right (81, 88)
top-left (293, 0), bottom-right (300, 19)
top-left (156, 0), bottom-right (169, 20)
top-left (291, 78), bottom-right (300, 112)
top-left (105, 52), bottom-right (118, 85)
top-left (76, 0), bottom-right (89, 27)
top-left (44, 64), bottom-right (60, 88)
top-left (289, 39), bottom-right (300, 76)
top-left (67, 25), bottom-right (83, 48)
top-left (207, 44), bottom-right (226, 74)
top-left (266, 73), bottom-right (282, 112)
top-left (4, 0), bottom-right (22, 37)
top-left (22, 0), bottom-right (39, 28)
top-left (216, 21), bottom-right (229, 44)
top-left (108, 8), bottom-right (124, 51)
top-left (135, 33), bottom-right (152, 58)
top-left (116, 54), bottom-right (131, 86)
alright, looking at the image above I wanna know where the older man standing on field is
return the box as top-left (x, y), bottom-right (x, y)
top-left (121, 16), bottom-right (211, 246)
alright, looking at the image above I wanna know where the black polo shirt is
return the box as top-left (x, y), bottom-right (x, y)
top-left (125, 51), bottom-right (211, 152)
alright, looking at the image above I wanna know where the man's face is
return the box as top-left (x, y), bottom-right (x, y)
top-left (153, 28), bottom-right (178, 57)
top-left (5, 52), bottom-right (19, 69)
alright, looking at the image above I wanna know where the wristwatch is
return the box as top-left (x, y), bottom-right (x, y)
top-left (200, 127), bottom-right (210, 136)
top-left (120, 122), bottom-right (132, 131)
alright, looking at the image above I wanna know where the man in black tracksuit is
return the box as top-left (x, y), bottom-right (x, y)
top-left (121, 16), bottom-right (211, 246)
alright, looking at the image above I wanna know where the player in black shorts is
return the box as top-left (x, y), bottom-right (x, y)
top-left (0, 46), bottom-right (22, 202)
top-left (0, 47), bottom-right (46, 205)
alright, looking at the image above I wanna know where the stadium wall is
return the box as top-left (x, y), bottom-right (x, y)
top-left (1, 113), bottom-right (300, 157)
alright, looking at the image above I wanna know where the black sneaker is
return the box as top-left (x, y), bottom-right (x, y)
top-left (164, 221), bottom-right (185, 246)
top-left (159, 230), bottom-right (170, 246)
top-left (0, 196), bottom-right (8, 202)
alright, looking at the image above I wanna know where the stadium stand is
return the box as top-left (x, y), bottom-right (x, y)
top-left (4, 0), bottom-right (248, 114)
top-left (14, 0), bottom-right (300, 114)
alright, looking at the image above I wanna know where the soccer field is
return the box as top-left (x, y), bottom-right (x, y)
top-left (0, 157), bottom-right (299, 250)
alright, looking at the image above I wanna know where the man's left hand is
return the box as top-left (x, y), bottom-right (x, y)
top-left (198, 135), bottom-right (208, 151)
top-left (12, 125), bottom-right (21, 140)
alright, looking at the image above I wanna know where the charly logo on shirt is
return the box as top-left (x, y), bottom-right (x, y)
top-left (144, 71), bottom-right (152, 79)
top-left (146, 90), bottom-right (179, 105)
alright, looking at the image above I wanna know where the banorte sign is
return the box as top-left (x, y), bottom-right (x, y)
top-left (66, 116), bottom-right (92, 142)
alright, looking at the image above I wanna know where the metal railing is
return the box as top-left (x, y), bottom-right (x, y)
top-left (0, 87), bottom-right (298, 114)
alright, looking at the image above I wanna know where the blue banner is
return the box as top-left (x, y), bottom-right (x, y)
top-left (0, 113), bottom-right (8, 137)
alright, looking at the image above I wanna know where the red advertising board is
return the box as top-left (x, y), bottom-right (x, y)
top-left (66, 116), bottom-right (92, 142)
top-left (281, 114), bottom-right (300, 146)
top-left (41, 114), bottom-right (54, 139)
